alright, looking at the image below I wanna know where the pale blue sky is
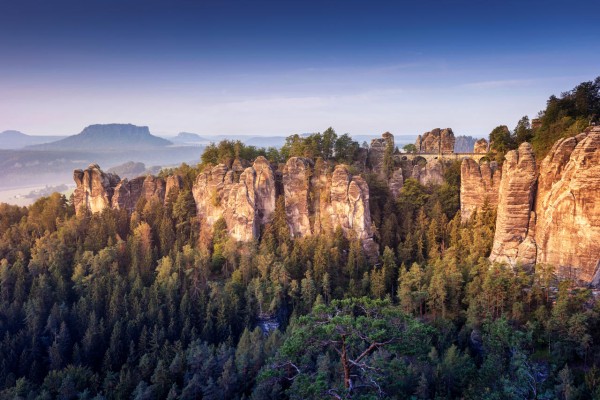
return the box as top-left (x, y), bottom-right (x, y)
top-left (1, 0), bottom-right (599, 137)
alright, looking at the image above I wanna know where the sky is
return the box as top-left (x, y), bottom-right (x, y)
top-left (1, 0), bottom-right (600, 137)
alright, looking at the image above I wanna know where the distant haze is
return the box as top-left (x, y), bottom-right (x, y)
top-left (1, 0), bottom-right (599, 137)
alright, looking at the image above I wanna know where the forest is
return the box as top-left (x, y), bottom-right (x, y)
top-left (0, 78), bottom-right (599, 399)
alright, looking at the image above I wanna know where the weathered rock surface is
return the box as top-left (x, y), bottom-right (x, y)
top-left (112, 177), bottom-right (145, 212)
top-left (368, 132), bottom-right (394, 176)
top-left (389, 168), bottom-right (404, 198)
top-left (281, 158), bottom-right (378, 256)
top-left (534, 127), bottom-right (600, 282)
top-left (282, 157), bottom-right (312, 238)
top-left (192, 157), bottom-right (277, 241)
top-left (412, 159), bottom-right (445, 186)
top-left (73, 164), bottom-right (120, 215)
top-left (223, 167), bottom-right (259, 241)
top-left (165, 175), bottom-right (183, 202)
top-left (460, 159), bottom-right (501, 222)
top-left (416, 128), bottom-right (455, 153)
top-left (193, 163), bottom-right (235, 231)
top-left (252, 156), bottom-right (277, 225)
top-left (111, 175), bottom-right (166, 212)
top-left (474, 138), bottom-right (489, 154)
top-left (327, 165), bottom-right (378, 256)
top-left (489, 143), bottom-right (537, 267)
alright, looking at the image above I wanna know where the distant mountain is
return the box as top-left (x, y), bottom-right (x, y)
top-left (168, 132), bottom-right (209, 145)
top-left (28, 124), bottom-right (172, 150)
top-left (244, 136), bottom-right (287, 148)
top-left (0, 130), bottom-right (66, 149)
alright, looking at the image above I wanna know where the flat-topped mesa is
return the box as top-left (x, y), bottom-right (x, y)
top-left (73, 164), bottom-right (121, 215)
top-left (474, 138), bottom-right (489, 154)
top-left (534, 127), bottom-right (600, 282)
top-left (416, 128), bottom-right (455, 154)
top-left (489, 142), bottom-right (537, 268)
top-left (368, 132), bottom-right (394, 177)
top-left (192, 156), bottom-right (276, 242)
top-left (460, 158), bottom-right (501, 222)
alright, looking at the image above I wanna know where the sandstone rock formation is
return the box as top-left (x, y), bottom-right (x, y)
top-left (252, 156), bottom-right (277, 225)
top-left (412, 159), bottom-right (445, 186)
top-left (193, 163), bottom-right (234, 230)
top-left (474, 138), bottom-right (489, 154)
top-left (489, 142), bottom-right (537, 267)
top-left (534, 127), bottom-right (600, 282)
top-left (112, 175), bottom-right (166, 212)
top-left (165, 175), bottom-right (183, 202)
top-left (389, 168), bottom-right (404, 198)
top-left (223, 167), bottom-right (259, 241)
top-left (368, 132), bottom-right (394, 176)
top-left (281, 158), bottom-right (378, 257)
top-left (73, 164), bottom-right (120, 215)
top-left (112, 177), bottom-right (145, 212)
top-left (192, 157), bottom-right (277, 241)
top-left (460, 159), bottom-right (501, 222)
top-left (416, 128), bottom-right (455, 153)
top-left (282, 157), bottom-right (312, 238)
top-left (327, 165), bottom-right (378, 256)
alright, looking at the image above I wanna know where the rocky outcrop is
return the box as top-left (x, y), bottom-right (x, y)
top-left (111, 175), bottom-right (166, 212)
top-left (489, 143), bottom-right (537, 267)
top-left (192, 157), bottom-right (277, 241)
top-left (252, 156), bottom-right (277, 225)
top-left (460, 159), bottom-right (501, 222)
top-left (474, 138), bottom-right (489, 154)
top-left (165, 175), bottom-right (183, 202)
top-left (327, 165), bottom-right (378, 256)
top-left (281, 158), bottom-right (378, 257)
top-left (534, 127), bottom-right (600, 282)
top-left (416, 128), bottom-right (455, 153)
top-left (368, 132), bottom-right (394, 176)
top-left (389, 168), bottom-right (404, 198)
top-left (112, 177), bottom-right (145, 212)
top-left (223, 167), bottom-right (259, 241)
top-left (73, 164), bottom-right (120, 215)
top-left (282, 157), bottom-right (312, 238)
top-left (412, 159), bottom-right (445, 186)
top-left (193, 163), bottom-right (234, 230)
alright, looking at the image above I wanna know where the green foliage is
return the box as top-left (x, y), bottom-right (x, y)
top-left (403, 143), bottom-right (418, 153)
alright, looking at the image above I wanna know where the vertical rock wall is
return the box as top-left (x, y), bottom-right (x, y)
top-left (489, 143), bottom-right (537, 267)
top-left (534, 127), bottom-right (600, 281)
top-left (460, 159), bottom-right (501, 222)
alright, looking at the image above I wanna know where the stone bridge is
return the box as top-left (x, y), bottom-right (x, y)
top-left (396, 152), bottom-right (490, 164)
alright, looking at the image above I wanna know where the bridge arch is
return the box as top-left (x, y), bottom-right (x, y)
top-left (413, 156), bottom-right (427, 167)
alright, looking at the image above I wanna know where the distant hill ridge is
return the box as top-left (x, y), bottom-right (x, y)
top-left (0, 130), bottom-right (66, 149)
top-left (28, 123), bottom-right (172, 150)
